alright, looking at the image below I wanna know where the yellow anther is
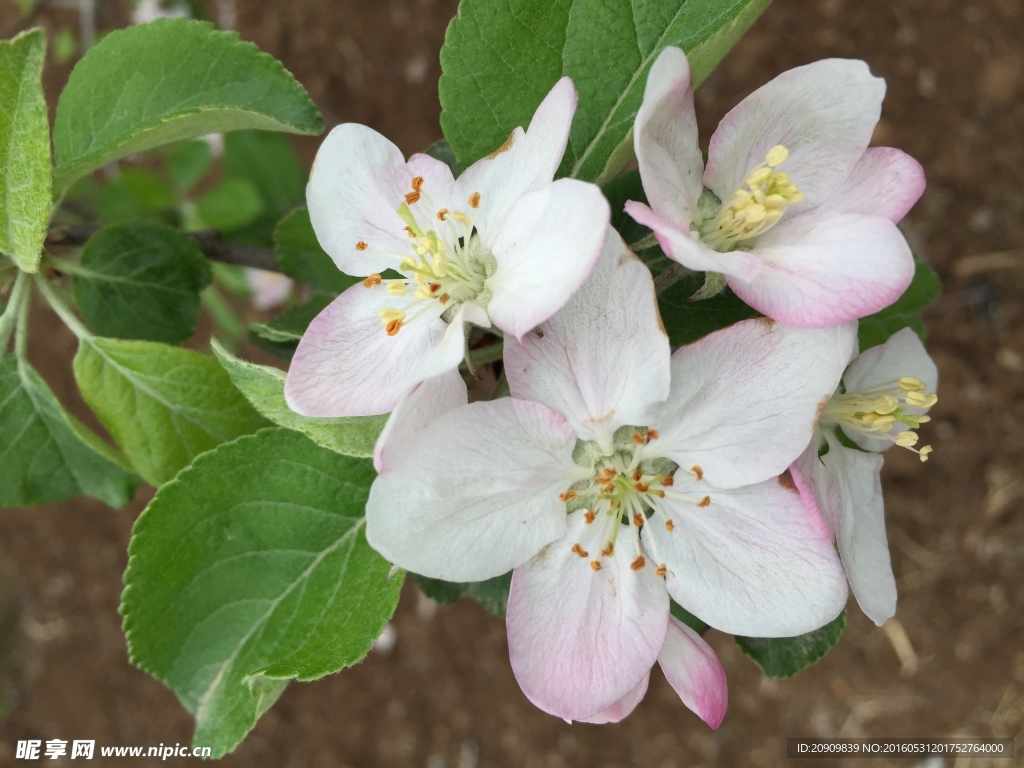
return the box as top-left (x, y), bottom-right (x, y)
top-left (918, 445), bottom-right (933, 462)
top-left (765, 145), bottom-right (789, 167)
top-left (386, 282), bottom-right (408, 296)
top-left (401, 255), bottom-right (417, 270)
top-left (452, 212), bottom-right (472, 226)
top-left (894, 431), bottom-right (919, 448)
top-left (906, 391), bottom-right (938, 408)
top-left (590, 561), bottom-right (602, 572)
top-left (874, 394), bottom-right (900, 415)
top-left (379, 308), bottom-right (405, 323)
top-left (355, 240), bottom-right (368, 251)
top-left (655, 564), bottom-right (667, 578)
top-left (746, 166), bottom-right (771, 186)
top-left (385, 318), bottom-right (403, 336)
top-left (899, 376), bottom-right (927, 393)
top-left (468, 192), bottom-right (481, 208)
top-left (431, 254), bottom-right (447, 277)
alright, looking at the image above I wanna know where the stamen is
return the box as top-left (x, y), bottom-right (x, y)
top-left (822, 376), bottom-right (938, 457)
top-left (468, 192), bottom-right (481, 208)
top-left (601, 542), bottom-right (614, 557)
top-left (655, 564), bottom-right (667, 578)
top-left (356, 241), bottom-right (368, 251)
top-left (590, 561), bottom-right (602, 572)
top-left (571, 543), bottom-right (589, 558)
top-left (665, 519), bottom-right (675, 532)
top-left (630, 555), bottom-right (646, 571)
top-left (385, 318), bottom-right (403, 336)
top-left (405, 191), bottom-right (421, 205)
top-left (697, 495), bottom-right (711, 508)
top-left (691, 465), bottom-right (703, 481)
top-left (632, 513), bottom-right (644, 527)
top-left (437, 208), bottom-right (448, 221)
top-left (411, 176), bottom-right (425, 192)
top-left (559, 490), bottom-right (579, 502)
top-left (584, 510), bottom-right (596, 524)
top-left (362, 273), bottom-right (382, 288)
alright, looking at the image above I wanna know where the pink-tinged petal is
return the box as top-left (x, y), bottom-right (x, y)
top-left (507, 511), bottom-right (669, 721)
top-left (634, 46), bottom-right (704, 229)
top-left (284, 284), bottom-right (446, 417)
top-left (650, 319), bottom-right (856, 489)
top-left (366, 398), bottom-right (585, 581)
top-left (486, 179), bottom-right (609, 341)
top-left (795, 438), bottom-right (895, 625)
top-left (414, 305), bottom-right (468, 383)
top-left (624, 201), bottom-right (762, 280)
top-left (644, 477), bottom-right (848, 636)
top-left (842, 327), bottom-right (938, 452)
top-left (307, 124), bottom-right (455, 275)
top-left (578, 674), bottom-right (650, 724)
top-left (704, 60), bottom-right (884, 210)
top-left (815, 148), bottom-right (926, 223)
top-left (374, 369), bottom-right (467, 473)
top-left (454, 77), bottom-right (577, 237)
top-left (658, 617), bottom-right (728, 729)
top-left (729, 213), bottom-right (915, 327)
top-left (505, 232), bottom-right (669, 452)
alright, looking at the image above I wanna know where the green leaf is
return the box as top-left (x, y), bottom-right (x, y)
top-left (212, 340), bottom-right (387, 458)
top-left (274, 207), bottom-right (358, 295)
top-left (604, 168), bottom-right (674, 275)
top-left (167, 140), bottom-right (213, 193)
top-left (658, 271), bottom-right (759, 348)
top-left (414, 571), bottom-right (513, 617)
top-left (736, 610), bottom-right (846, 679)
top-left (424, 138), bottom-right (458, 176)
top-left (73, 338), bottom-right (269, 485)
top-left (122, 428), bottom-right (402, 757)
top-left (52, 19), bottom-right (324, 191)
top-left (0, 29), bottom-right (51, 273)
top-left (70, 222), bottom-right (210, 344)
top-left (194, 177), bottom-right (265, 232)
top-left (439, 0), bottom-right (771, 180)
top-left (248, 295), bottom-right (331, 359)
top-left (223, 130), bottom-right (304, 218)
top-left (858, 260), bottom-right (940, 351)
top-left (0, 354), bottom-right (139, 508)
top-left (94, 168), bottom-right (176, 224)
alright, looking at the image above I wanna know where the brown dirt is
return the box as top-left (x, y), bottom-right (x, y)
top-left (1, 1), bottom-right (1023, 767)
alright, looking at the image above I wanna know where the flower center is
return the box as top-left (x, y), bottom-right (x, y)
top-left (357, 178), bottom-right (496, 336)
top-left (821, 376), bottom-right (938, 461)
top-left (698, 145), bottom-right (804, 252)
top-left (560, 428), bottom-right (712, 576)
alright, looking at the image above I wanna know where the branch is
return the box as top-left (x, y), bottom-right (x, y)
top-left (46, 224), bottom-right (282, 273)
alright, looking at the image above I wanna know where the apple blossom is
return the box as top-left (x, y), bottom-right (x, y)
top-left (284, 78), bottom-right (610, 417)
top-left (625, 47), bottom-right (924, 328)
top-left (366, 233), bottom-right (854, 722)
top-left (794, 327), bottom-right (938, 626)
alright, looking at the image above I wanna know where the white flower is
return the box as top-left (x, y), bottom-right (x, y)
top-left (626, 47), bottom-right (924, 328)
top-left (794, 327), bottom-right (938, 625)
top-left (366, 233), bottom-right (853, 722)
top-left (284, 78), bottom-right (610, 417)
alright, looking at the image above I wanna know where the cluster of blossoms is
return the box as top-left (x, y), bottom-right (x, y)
top-left (284, 48), bottom-right (937, 725)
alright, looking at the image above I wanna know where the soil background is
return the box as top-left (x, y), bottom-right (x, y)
top-left (1, 0), bottom-right (1023, 766)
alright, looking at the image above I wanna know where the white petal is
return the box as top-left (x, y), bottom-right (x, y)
top-left (307, 124), bottom-right (455, 275)
top-left (624, 201), bottom-right (763, 280)
top-left (728, 213), bottom-right (915, 328)
top-left (284, 284), bottom-right (446, 417)
top-left (507, 511), bottom-right (669, 721)
top-left (658, 617), bottom-right (728, 729)
top-left (704, 59), bottom-right (885, 210)
top-left (813, 147), bottom-right (926, 223)
top-left (795, 439), bottom-right (895, 625)
top-left (504, 231), bottom-right (670, 451)
top-left (454, 77), bottom-right (577, 237)
top-left (577, 674), bottom-right (650, 724)
top-left (644, 477), bottom-right (848, 636)
top-left (366, 398), bottom-right (584, 581)
top-left (486, 179), bottom-right (609, 341)
top-left (633, 46), bottom-right (704, 229)
top-left (649, 319), bottom-right (856, 489)
top-left (374, 369), bottom-right (468, 473)
top-left (843, 327), bottom-right (938, 452)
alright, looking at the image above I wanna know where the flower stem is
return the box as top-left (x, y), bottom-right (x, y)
top-left (628, 232), bottom-right (660, 252)
top-left (654, 263), bottom-right (693, 294)
top-left (0, 270), bottom-right (30, 352)
top-left (468, 341), bottom-right (503, 366)
top-left (34, 273), bottom-right (92, 340)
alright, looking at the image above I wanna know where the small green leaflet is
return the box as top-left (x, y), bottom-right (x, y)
top-left (194, 177), bottom-right (265, 232)
top-left (71, 222), bottom-right (211, 344)
top-left (440, 0), bottom-right (771, 180)
top-left (736, 610), bottom-right (846, 679)
top-left (73, 338), bottom-right (269, 485)
top-left (0, 354), bottom-right (138, 508)
top-left (93, 168), bottom-right (176, 224)
top-left (212, 340), bottom-right (387, 458)
top-left (166, 140), bottom-right (213, 193)
top-left (223, 131), bottom-right (305, 219)
top-left (52, 19), bottom-right (324, 191)
top-left (415, 571), bottom-right (513, 617)
top-left (858, 260), bottom-right (940, 351)
top-left (274, 207), bottom-right (359, 295)
top-left (122, 428), bottom-right (402, 757)
top-left (0, 29), bottom-right (51, 273)
top-left (248, 295), bottom-right (332, 360)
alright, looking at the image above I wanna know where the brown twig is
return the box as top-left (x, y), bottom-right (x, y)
top-left (46, 223), bottom-right (282, 273)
